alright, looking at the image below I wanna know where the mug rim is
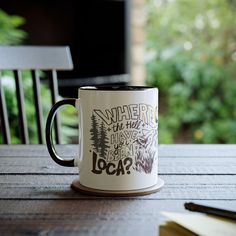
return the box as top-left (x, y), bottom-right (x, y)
top-left (79, 86), bottom-right (157, 91)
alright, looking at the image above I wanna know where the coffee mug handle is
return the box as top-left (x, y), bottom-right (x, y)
top-left (46, 98), bottom-right (77, 167)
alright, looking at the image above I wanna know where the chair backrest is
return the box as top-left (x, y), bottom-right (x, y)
top-left (0, 46), bottom-right (73, 144)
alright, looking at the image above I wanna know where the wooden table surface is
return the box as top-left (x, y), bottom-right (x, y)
top-left (0, 144), bottom-right (236, 236)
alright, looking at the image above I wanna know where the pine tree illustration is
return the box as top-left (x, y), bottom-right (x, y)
top-left (98, 121), bottom-right (110, 158)
top-left (90, 114), bottom-right (99, 152)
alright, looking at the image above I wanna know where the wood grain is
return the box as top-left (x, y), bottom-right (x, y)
top-left (0, 200), bottom-right (235, 236)
top-left (0, 157), bottom-right (235, 175)
top-left (0, 175), bottom-right (235, 200)
top-left (0, 144), bottom-right (235, 236)
top-left (1, 144), bottom-right (236, 157)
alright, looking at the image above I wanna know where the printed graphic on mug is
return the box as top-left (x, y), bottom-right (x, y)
top-left (90, 103), bottom-right (158, 176)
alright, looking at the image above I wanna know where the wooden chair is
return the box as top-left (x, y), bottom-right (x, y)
top-left (0, 46), bottom-right (73, 144)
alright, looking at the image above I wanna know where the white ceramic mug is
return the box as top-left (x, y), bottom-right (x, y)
top-left (46, 86), bottom-right (164, 196)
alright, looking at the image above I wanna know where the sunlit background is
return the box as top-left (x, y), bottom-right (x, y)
top-left (144, 0), bottom-right (236, 143)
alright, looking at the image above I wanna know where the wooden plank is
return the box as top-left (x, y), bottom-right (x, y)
top-left (1, 145), bottom-right (236, 157)
top-left (0, 175), bottom-right (235, 200)
top-left (1, 175), bottom-right (236, 186)
top-left (0, 157), bottom-right (235, 175)
top-left (159, 157), bottom-right (236, 174)
top-left (158, 144), bottom-right (236, 157)
top-left (0, 157), bottom-right (77, 174)
top-left (0, 200), bottom-right (234, 219)
top-left (0, 145), bottom-right (76, 157)
top-left (0, 200), bottom-right (235, 236)
top-left (0, 200), bottom-right (186, 236)
top-left (0, 46), bottom-right (73, 70)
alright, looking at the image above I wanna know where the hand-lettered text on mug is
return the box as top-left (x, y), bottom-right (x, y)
top-left (90, 104), bottom-right (158, 176)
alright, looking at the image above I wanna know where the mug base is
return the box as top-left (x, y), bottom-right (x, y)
top-left (71, 178), bottom-right (164, 197)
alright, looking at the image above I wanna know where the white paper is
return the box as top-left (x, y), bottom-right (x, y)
top-left (160, 211), bottom-right (236, 236)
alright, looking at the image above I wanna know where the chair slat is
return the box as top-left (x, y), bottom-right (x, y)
top-left (32, 70), bottom-right (44, 144)
top-left (0, 72), bottom-right (11, 144)
top-left (14, 70), bottom-right (29, 144)
top-left (50, 70), bottom-right (61, 144)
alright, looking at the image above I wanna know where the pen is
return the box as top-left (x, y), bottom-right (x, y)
top-left (184, 202), bottom-right (236, 221)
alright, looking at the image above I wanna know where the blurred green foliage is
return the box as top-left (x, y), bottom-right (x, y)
top-left (0, 10), bottom-right (77, 144)
top-left (0, 9), bottom-right (26, 44)
top-left (145, 0), bottom-right (236, 143)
